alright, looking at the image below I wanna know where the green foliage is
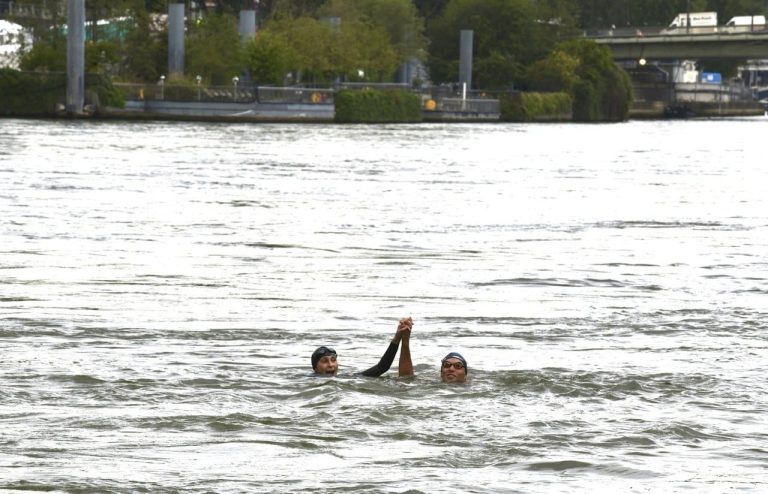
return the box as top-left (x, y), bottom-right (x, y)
top-left (334, 89), bottom-right (421, 123)
top-left (159, 75), bottom-right (205, 101)
top-left (525, 49), bottom-right (579, 93)
top-left (268, 0), bottom-right (329, 18)
top-left (0, 68), bottom-right (64, 115)
top-left (18, 0), bottom-right (166, 83)
top-left (186, 13), bottom-right (244, 85)
top-left (120, 0), bottom-right (166, 82)
top-left (500, 91), bottom-right (572, 122)
top-left (19, 38), bottom-right (66, 72)
top-left (244, 30), bottom-right (299, 85)
top-left (0, 69), bottom-right (124, 115)
top-left (557, 39), bottom-right (632, 121)
top-left (529, 39), bottom-right (632, 122)
top-left (86, 73), bottom-right (126, 108)
top-left (320, 0), bottom-right (427, 63)
top-left (335, 17), bottom-right (399, 81)
top-left (427, 0), bottom-right (575, 89)
top-left (256, 14), bottom-right (399, 84)
top-left (85, 40), bottom-right (121, 74)
top-left (274, 16), bottom-right (336, 81)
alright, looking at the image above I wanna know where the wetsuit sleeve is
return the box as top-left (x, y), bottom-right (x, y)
top-left (359, 341), bottom-right (398, 377)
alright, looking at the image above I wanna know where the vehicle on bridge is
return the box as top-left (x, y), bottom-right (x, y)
top-left (663, 12), bottom-right (717, 33)
top-left (725, 16), bottom-right (766, 32)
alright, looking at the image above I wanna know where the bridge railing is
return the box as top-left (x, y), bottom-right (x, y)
top-left (588, 24), bottom-right (768, 38)
top-left (674, 82), bottom-right (755, 103)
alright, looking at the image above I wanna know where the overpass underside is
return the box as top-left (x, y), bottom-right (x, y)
top-left (596, 33), bottom-right (768, 61)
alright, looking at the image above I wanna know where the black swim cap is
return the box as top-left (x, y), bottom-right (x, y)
top-left (311, 346), bottom-right (337, 370)
top-left (442, 352), bottom-right (468, 374)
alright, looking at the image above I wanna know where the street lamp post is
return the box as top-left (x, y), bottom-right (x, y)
top-left (196, 75), bottom-right (202, 101)
top-left (232, 76), bottom-right (239, 102)
top-left (158, 75), bottom-right (165, 100)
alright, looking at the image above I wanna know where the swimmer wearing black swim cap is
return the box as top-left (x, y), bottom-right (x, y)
top-left (311, 317), bottom-right (412, 377)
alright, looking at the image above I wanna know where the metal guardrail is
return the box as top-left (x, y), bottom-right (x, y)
top-left (429, 97), bottom-right (500, 114)
top-left (114, 83), bottom-right (501, 114)
top-left (113, 83), bottom-right (338, 105)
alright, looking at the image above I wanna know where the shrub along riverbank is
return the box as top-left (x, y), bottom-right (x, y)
top-left (0, 69), bottom-right (124, 117)
top-left (334, 89), bottom-right (422, 123)
top-left (500, 92), bottom-right (572, 122)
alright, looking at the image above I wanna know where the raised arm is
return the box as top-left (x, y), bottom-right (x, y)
top-left (359, 317), bottom-right (411, 377)
top-left (398, 317), bottom-right (413, 377)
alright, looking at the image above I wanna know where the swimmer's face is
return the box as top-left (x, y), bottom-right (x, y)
top-left (440, 358), bottom-right (466, 383)
top-left (315, 355), bottom-right (338, 375)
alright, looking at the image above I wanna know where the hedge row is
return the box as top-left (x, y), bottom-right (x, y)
top-left (0, 69), bottom-right (124, 116)
top-left (334, 89), bottom-right (421, 123)
top-left (499, 92), bottom-right (572, 122)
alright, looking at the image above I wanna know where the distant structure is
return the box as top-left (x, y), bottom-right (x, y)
top-left (239, 8), bottom-right (256, 44)
top-left (168, 2), bottom-right (184, 76)
top-left (66, 0), bottom-right (84, 114)
top-left (459, 30), bottom-right (473, 90)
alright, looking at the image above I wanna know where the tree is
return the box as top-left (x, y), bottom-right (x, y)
top-left (244, 29), bottom-right (299, 85)
top-left (320, 0), bottom-right (427, 64)
top-left (266, 0), bottom-right (329, 18)
top-left (413, 0), bottom-right (450, 22)
top-left (525, 49), bottom-right (580, 92)
top-left (556, 39), bottom-right (632, 121)
top-left (19, 40), bottom-right (66, 72)
top-left (186, 13), bottom-right (244, 85)
top-left (427, 0), bottom-right (563, 89)
top-left (251, 13), bottom-right (399, 84)
top-left (120, 0), bottom-right (166, 82)
top-left (334, 16), bottom-right (399, 81)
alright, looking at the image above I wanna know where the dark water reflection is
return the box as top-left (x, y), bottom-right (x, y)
top-left (1, 118), bottom-right (767, 492)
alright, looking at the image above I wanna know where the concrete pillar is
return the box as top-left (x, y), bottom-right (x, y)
top-left (66, 0), bottom-right (85, 114)
top-left (459, 29), bottom-right (474, 91)
top-left (398, 62), bottom-right (411, 84)
top-left (239, 9), bottom-right (256, 44)
top-left (168, 2), bottom-right (185, 77)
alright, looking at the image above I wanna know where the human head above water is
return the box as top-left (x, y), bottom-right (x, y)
top-left (311, 346), bottom-right (338, 375)
top-left (440, 352), bottom-right (467, 383)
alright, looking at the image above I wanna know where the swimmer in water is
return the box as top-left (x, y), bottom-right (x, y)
top-left (311, 316), bottom-right (413, 377)
top-left (396, 319), bottom-right (467, 383)
top-left (439, 351), bottom-right (468, 383)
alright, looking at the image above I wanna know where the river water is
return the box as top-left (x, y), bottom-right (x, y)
top-left (1, 117), bottom-right (767, 493)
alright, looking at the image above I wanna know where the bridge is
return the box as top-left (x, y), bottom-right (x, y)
top-left (591, 26), bottom-right (768, 60)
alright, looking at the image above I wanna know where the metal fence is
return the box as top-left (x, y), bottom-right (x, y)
top-left (114, 82), bottom-right (502, 114)
top-left (428, 97), bottom-right (500, 114)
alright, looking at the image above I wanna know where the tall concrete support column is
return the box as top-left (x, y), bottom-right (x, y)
top-left (66, 0), bottom-right (85, 114)
top-left (459, 29), bottom-right (474, 91)
top-left (168, 2), bottom-right (185, 77)
top-left (239, 9), bottom-right (257, 44)
top-left (398, 61), bottom-right (411, 84)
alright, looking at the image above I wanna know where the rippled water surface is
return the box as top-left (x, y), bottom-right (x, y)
top-left (1, 118), bottom-right (767, 493)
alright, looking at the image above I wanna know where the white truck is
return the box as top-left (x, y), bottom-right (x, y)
top-left (667, 11), bottom-right (718, 29)
top-left (725, 15), bottom-right (766, 28)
